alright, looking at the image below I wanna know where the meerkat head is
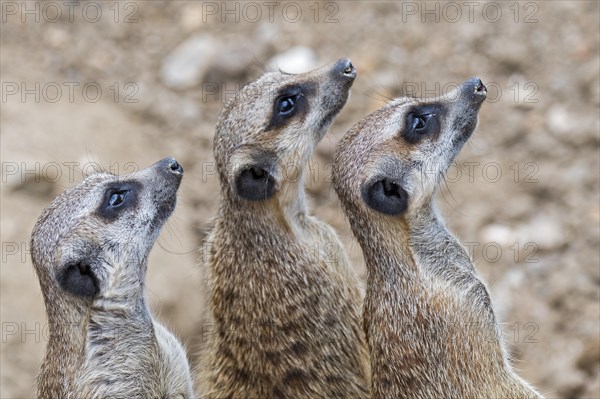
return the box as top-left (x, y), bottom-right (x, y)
top-left (334, 78), bottom-right (487, 219)
top-left (214, 58), bottom-right (356, 204)
top-left (31, 157), bottom-right (183, 306)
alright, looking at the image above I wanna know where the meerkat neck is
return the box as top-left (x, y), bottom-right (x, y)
top-left (404, 202), bottom-right (499, 335)
top-left (97, 259), bottom-right (149, 312)
top-left (357, 216), bottom-right (433, 398)
top-left (277, 166), bottom-right (310, 219)
top-left (38, 304), bottom-right (87, 397)
top-left (407, 202), bottom-right (477, 279)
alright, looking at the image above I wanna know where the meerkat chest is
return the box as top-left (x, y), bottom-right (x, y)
top-left (203, 217), bottom-right (368, 398)
top-left (210, 220), bottom-right (357, 340)
top-left (292, 214), bottom-right (349, 269)
top-left (72, 316), bottom-right (166, 398)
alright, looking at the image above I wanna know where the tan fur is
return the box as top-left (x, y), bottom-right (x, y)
top-left (31, 158), bottom-right (194, 399)
top-left (333, 80), bottom-right (542, 398)
top-left (196, 60), bottom-right (370, 398)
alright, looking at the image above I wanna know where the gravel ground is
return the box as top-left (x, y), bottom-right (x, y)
top-left (1, 1), bottom-right (598, 398)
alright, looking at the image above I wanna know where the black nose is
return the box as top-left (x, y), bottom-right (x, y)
top-left (332, 58), bottom-right (357, 80)
top-left (462, 78), bottom-right (487, 102)
top-left (169, 159), bottom-right (183, 175)
top-left (159, 157), bottom-right (184, 176)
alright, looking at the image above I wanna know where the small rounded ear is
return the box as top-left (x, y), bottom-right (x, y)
top-left (58, 262), bottom-right (99, 298)
top-left (362, 178), bottom-right (408, 215)
top-left (235, 166), bottom-right (277, 201)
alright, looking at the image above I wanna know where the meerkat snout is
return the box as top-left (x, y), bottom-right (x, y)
top-left (331, 57), bottom-right (357, 79)
top-left (31, 157), bottom-right (194, 398)
top-left (472, 77), bottom-right (487, 95)
top-left (166, 158), bottom-right (184, 174)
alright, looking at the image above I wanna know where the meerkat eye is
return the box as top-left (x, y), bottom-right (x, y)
top-left (108, 191), bottom-right (127, 207)
top-left (277, 94), bottom-right (299, 116)
top-left (403, 111), bottom-right (441, 144)
top-left (412, 114), bottom-right (433, 132)
top-left (97, 182), bottom-right (138, 220)
top-left (108, 192), bottom-right (123, 206)
top-left (266, 84), bottom-right (312, 131)
top-left (412, 115), bottom-right (426, 130)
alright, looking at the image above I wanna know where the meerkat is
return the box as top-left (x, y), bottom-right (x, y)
top-left (31, 157), bottom-right (195, 399)
top-left (332, 78), bottom-right (543, 398)
top-left (196, 59), bottom-right (370, 398)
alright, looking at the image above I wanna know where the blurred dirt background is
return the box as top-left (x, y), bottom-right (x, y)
top-left (1, 1), bottom-right (599, 398)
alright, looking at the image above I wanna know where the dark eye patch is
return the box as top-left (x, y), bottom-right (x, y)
top-left (402, 103), bottom-right (446, 144)
top-left (96, 181), bottom-right (140, 221)
top-left (265, 82), bottom-right (315, 131)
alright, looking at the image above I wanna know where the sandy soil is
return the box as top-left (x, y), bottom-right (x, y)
top-left (1, 1), bottom-right (599, 398)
